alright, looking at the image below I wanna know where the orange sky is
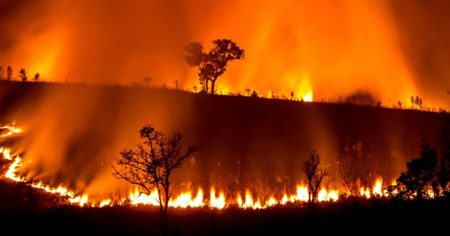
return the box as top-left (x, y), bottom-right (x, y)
top-left (0, 0), bottom-right (449, 108)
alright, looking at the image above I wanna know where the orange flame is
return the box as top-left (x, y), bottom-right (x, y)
top-left (0, 124), bottom-right (23, 138)
top-left (0, 147), bottom-right (12, 161)
top-left (210, 188), bottom-right (226, 209)
top-left (0, 123), bottom-right (439, 209)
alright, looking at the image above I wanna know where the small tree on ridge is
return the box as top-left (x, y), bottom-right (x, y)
top-left (6, 66), bottom-right (12, 81)
top-left (185, 39), bottom-right (244, 95)
top-left (19, 68), bottom-right (27, 82)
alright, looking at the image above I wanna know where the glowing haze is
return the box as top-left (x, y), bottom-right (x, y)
top-left (0, 0), bottom-right (449, 106)
top-left (1, 0), bottom-right (450, 203)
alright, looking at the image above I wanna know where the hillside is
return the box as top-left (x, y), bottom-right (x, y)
top-left (0, 81), bottom-right (448, 194)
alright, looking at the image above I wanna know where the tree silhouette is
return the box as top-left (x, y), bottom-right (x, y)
top-left (185, 39), bottom-right (244, 95)
top-left (185, 42), bottom-right (208, 92)
top-left (410, 95), bottom-right (423, 109)
top-left (0, 66), bottom-right (3, 80)
top-left (303, 150), bottom-right (327, 203)
top-left (142, 76), bottom-right (152, 87)
top-left (6, 66), bottom-right (12, 81)
top-left (438, 121), bottom-right (450, 195)
top-left (113, 125), bottom-right (197, 217)
top-left (33, 73), bottom-right (40, 82)
top-left (390, 140), bottom-right (439, 199)
top-left (19, 68), bottom-right (27, 82)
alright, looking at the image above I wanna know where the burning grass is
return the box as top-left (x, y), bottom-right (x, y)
top-left (2, 123), bottom-right (441, 211)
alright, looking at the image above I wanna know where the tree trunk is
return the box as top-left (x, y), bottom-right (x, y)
top-left (160, 209), bottom-right (168, 236)
top-left (161, 180), bottom-right (170, 236)
top-left (211, 80), bottom-right (216, 95)
top-left (156, 186), bottom-right (164, 213)
top-left (204, 80), bottom-right (209, 93)
top-left (164, 183), bottom-right (169, 215)
top-left (308, 182), bottom-right (314, 203)
top-left (313, 188), bottom-right (318, 203)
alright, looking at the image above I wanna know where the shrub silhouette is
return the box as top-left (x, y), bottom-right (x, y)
top-left (390, 140), bottom-right (439, 199)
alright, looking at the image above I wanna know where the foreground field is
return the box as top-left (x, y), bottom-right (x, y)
top-left (2, 198), bottom-right (449, 235)
top-left (0, 180), bottom-right (449, 235)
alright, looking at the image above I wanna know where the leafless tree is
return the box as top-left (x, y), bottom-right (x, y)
top-left (113, 125), bottom-right (197, 217)
top-left (19, 68), bottom-right (27, 82)
top-left (33, 73), bottom-right (40, 82)
top-left (303, 150), bottom-right (327, 203)
top-left (142, 76), bottom-right (152, 87)
top-left (6, 66), bottom-right (13, 81)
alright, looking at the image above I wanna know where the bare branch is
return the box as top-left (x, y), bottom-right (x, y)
top-left (112, 125), bottom-right (197, 215)
top-left (303, 150), bottom-right (327, 203)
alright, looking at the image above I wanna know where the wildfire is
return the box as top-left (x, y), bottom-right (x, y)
top-left (359, 177), bottom-right (388, 199)
top-left (5, 156), bottom-right (26, 182)
top-left (239, 190), bottom-right (263, 209)
top-left (0, 123), bottom-right (433, 210)
top-left (129, 188), bottom-right (160, 206)
top-left (0, 124), bottom-right (23, 138)
top-left (191, 78), bottom-right (315, 103)
top-left (118, 180), bottom-right (379, 209)
top-left (1, 124), bottom-right (87, 205)
top-left (0, 147), bottom-right (12, 160)
top-left (69, 194), bottom-right (89, 207)
top-left (265, 197), bottom-right (278, 207)
top-left (31, 182), bottom-right (76, 199)
top-left (210, 188), bottom-right (226, 209)
top-left (318, 188), bottom-right (339, 202)
top-left (302, 91), bottom-right (313, 102)
top-left (2, 154), bottom-right (93, 205)
top-left (360, 187), bottom-right (371, 199)
top-left (373, 178), bottom-right (383, 196)
top-left (99, 199), bottom-right (112, 208)
top-left (295, 185), bottom-right (309, 202)
top-left (170, 189), bottom-right (205, 208)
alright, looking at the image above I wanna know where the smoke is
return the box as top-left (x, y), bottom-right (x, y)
top-left (1, 0), bottom-right (449, 199)
top-left (0, 0), bottom-right (449, 106)
top-left (389, 0), bottom-right (450, 106)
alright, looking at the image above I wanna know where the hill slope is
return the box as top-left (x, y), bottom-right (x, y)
top-left (0, 81), bottom-right (448, 194)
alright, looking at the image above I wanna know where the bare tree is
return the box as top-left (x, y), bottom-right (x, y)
top-left (113, 125), bottom-right (197, 217)
top-left (303, 150), bottom-right (327, 203)
top-left (33, 73), bottom-right (40, 82)
top-left (6, 66), bottom-right (13, 81)
top-left (142, 76), bottom-right (152, 87)
top-left (439, 119), bottom-right (450, 196)
top-left (19, 68), bottom-right (27, 82)
top-left (185, 39), bottom-right (245, 95)
top-left (410, 95), bottom-right (424, 109)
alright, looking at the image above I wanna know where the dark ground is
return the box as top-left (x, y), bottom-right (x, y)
top-left (2, 196), bottom-right (450, 235)
top-left (0, 179), bottom-right (449, 235)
